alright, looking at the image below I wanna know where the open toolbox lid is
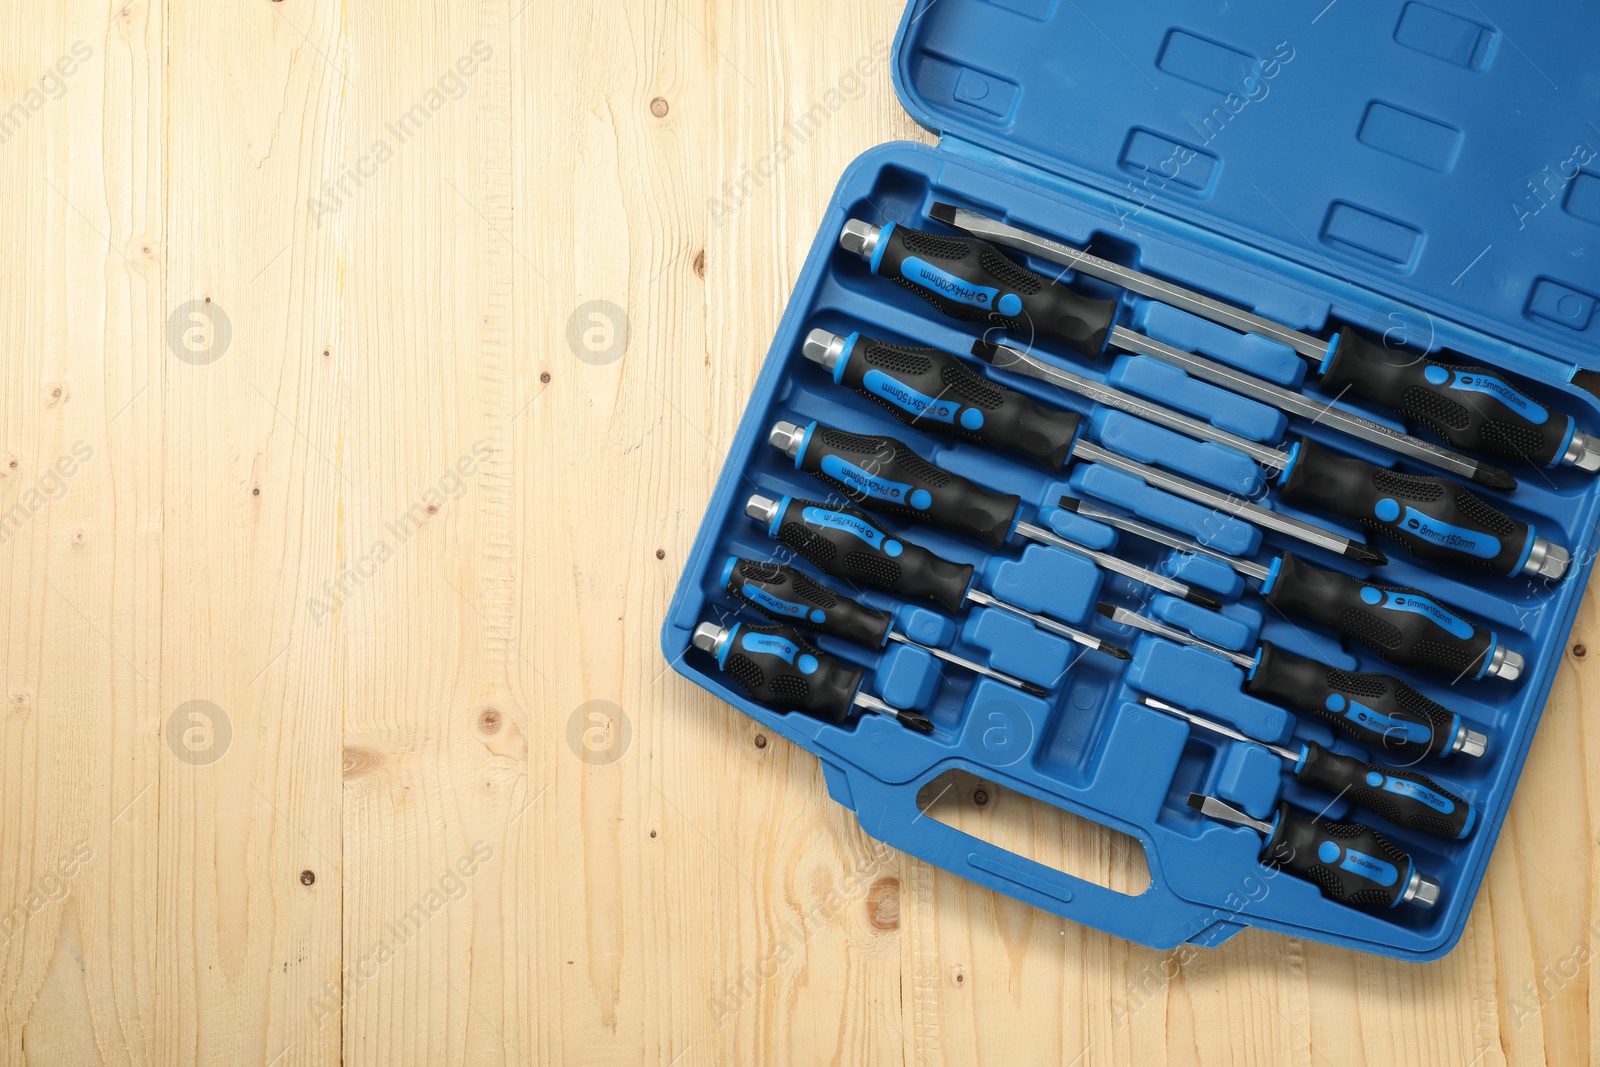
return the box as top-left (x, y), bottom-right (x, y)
top-left (888, 0), bottom-right (1600, 373)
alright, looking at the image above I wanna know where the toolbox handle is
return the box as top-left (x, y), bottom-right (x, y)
top-left (833, 763), bottom-right (1231, 951)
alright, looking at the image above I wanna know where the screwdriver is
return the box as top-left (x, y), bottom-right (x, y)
top-left (837, 217), bottom-right (1118, 354)
top-left (720, 556), bottom-right (1049, 696)
top-left (692, 620), bottom-right (934, 733)
top-left (743, 493), bottom-right (1131, 661)
top-left (765, 418), bottom-right (1222, 609)
top-left (1075, 496), bottom-right (1523, 682)
top-left (1089, 589), bottom-right (1487, 757)
top-left (1097, 602), bottom-right (1489, 758)
top-left (976, 337), bottom-right (1568, 581)
top-left (932, 203), bottom-right (1599, 476)
top-left (803, 328), bottom-right (1386, 566)
top-left (1139, 696), bottom-right (1476, 839)
top-left (1186, 793), bottom-right (1442, 909)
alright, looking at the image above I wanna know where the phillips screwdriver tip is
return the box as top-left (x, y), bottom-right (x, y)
top-left (1101, 641), bottom-right (1133, 661)
top-left (898, 711), bottom-right (936, 734)
top-left (927, 202), bottom-right (960, 227)
top-left (1021, 681), bottom-right (1051, 698)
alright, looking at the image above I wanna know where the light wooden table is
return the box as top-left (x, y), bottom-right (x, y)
top-left (2, 2), bottom-right (1596, 1064)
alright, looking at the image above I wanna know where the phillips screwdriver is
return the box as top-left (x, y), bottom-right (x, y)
top-left (1139, 696), bottom-right (1476, 839)
top-left (743, 493), bottom-right (1131, 661)
top-left (932, 202), bottom-right (1599, 476)
top-left (803, 328), bottom-right (1386, 566)
top-left (720, 556), bottom-right (1049, 696)
top-left (1186, 793), bottom-right (1442, 909)
top-left (692, 620), bottom-right (934, 733)
top-left (765, 417), bottom-right (1222, 609)
top-left (1101, 597), bottom-right (1486, 757)
top-left (976, 337), bottom-right (1568, 581)
top-left (1077, 497), bottom-right (1522, 682)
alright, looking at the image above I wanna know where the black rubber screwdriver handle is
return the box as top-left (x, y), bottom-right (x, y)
top-left (868, 223), bottom-right (1117, 353)
top-left (722, 557), bottom-right (893, 648)
top-left (1321, 331), bottom-right (1575, 467)
top-left (715, 623), bottom-right (861, 725)
top-left (793, 422), bottom-right (1021, 549)
top-left (1247, 642), bottom-right (1461, 758)
top-left (1263, 803), bottom-right (1417, 907)
top-left (1277, 437), bottom-right (1533, 574)
top-left (836, 333), bottom-right (1082, 468)
top-left (1294, 743), bottom-right (1476, 839)
top-left (768, 497), bottom-right (975, 614)
top-left (1262, 553), bottom-right (1496, 678)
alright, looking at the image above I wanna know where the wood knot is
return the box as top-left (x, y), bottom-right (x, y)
top-left (478, 708), bottom-right (503, 735)
top-left (693, 250), bottom-right (706, 278)
top-left (1574, 643), bottom-right (1587, 659)
top-left (300, 869), bottom-right (315, 885)
top-left (650, 96), bottom-right (669, 118)
top-left (866, 878), bottom-right (900, 931)
top-left (753, 734), bottom-right (767, 749)
top-left (342, 746), bottom-right (382, 780)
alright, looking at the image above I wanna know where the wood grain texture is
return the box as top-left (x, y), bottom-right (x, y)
top-left (0, 2), bottom-right (1595, 1064)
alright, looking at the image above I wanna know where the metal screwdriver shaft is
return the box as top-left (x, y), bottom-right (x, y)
top-left (693, 621), bottom-right (934, 733)
top-left (767, 419), bottom-right (1221, 608)
top-left (721, 556), bottom-right (1049, 696)
top-left (931, 202), bottom-right (1599, 476)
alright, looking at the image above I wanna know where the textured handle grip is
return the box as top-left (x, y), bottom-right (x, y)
top-left (1321, 330), bottom-right (1574, 466)
top-left (1262, 553), bottom-right (1495, 678)
top-left (769, 497), bottom-right (975, 614)
top-left (715, 623), bottom-right (861, 724)
top-left (837, 333), bottom-right (1082, 468)
top-left (1246, 642), bottom-right (1460, 758)
top-left (795, 422), bottom-right (1021, 548)
top-left (1260, 556), bottom-right (1497, 681)
top-left (723, 557), bottom-right (893, 649)
top-left (872, 223), bottom-right (1116, 353)
top-left (1278, 437), bottom-right (1532, 574)
top-left (1295, 743), bottom-right (1476, 840)
top-left (1264, 804), bottom-right (1415, 908)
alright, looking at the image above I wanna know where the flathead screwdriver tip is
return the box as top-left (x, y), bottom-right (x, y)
top-left (1184, 792), bottom-right (1207, 813)
top-left (927, 202), bottom-right (960, 227)
top-left (1184, 588), bottom-right (1225, 611)
top-left (969, 338), bottom-right (1003, 364)
top-left (1474, 465), bottom-right (1519, 493)
top-left (1345, 540), bottom-right (1389, 567)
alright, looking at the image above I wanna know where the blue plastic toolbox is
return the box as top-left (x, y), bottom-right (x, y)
top-left (661, 0), bottom-right (1600, 958)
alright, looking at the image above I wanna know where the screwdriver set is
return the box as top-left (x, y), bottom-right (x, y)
top-left (662, 0), bottom-right (1600, 957)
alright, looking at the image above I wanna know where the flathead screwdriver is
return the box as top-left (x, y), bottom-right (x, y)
top-left (1139, 696), bottom-right (1476, 839)
top-left (932, 203), bottom-right (1599, 476)
top-left (744, 494), bottom-right (1130, 661)
top-left (1096, 603), bottom-right (1489, 758)
top-left (977, 337), bottom-right (1569, 581)
top-left (720, 556), bottom-right (1049, 696)
top-left (803, 328), bottom-right (1385, 566)
top-left (1079, 500), bottom-right (1523, 682)
top-left (766, 418), bottom-right (1221, 609)
top-left (1186, 793), bottom-right (1441, 909)
top-left (837, 218), bottom-right (1118, 354)
top-left (692, 620), bottom-right (933, 733)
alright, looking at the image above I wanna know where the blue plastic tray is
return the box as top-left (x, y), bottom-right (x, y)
top-left (663, 0), bottom-right (1600, 958)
